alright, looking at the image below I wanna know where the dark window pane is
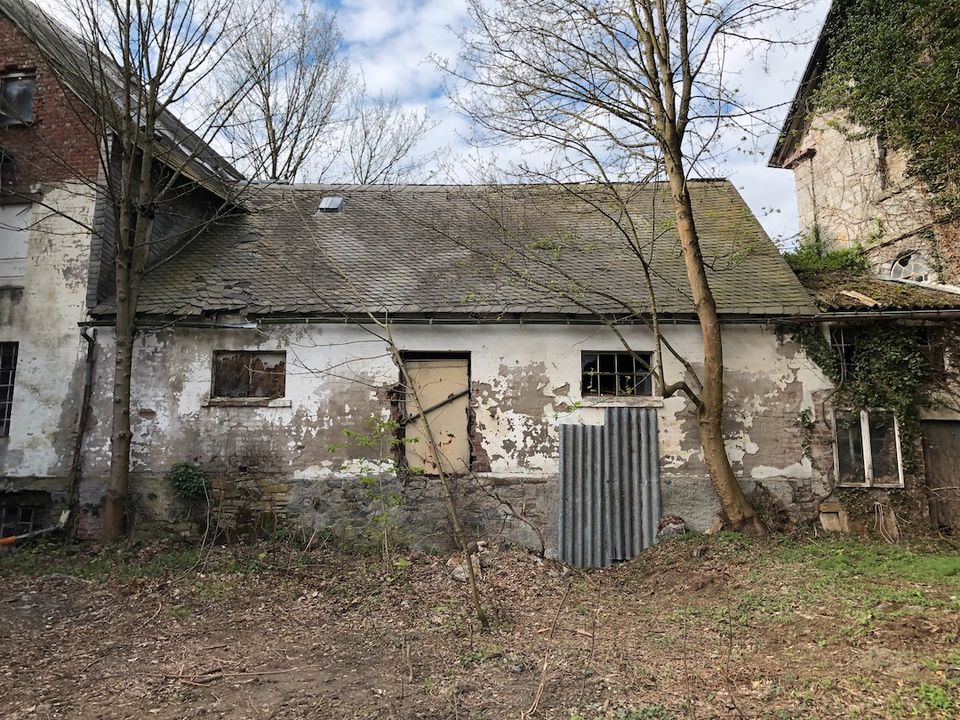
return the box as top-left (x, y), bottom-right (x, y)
top-left (836, 411), bottom-right (865, 484)
top-left (598, 373), bottom-right (617, 395)
top-left (599, 354), bottom-right (616, 373)
top-left (0, 76), bottom-right (35, 125)
top-left (868, 411), bottom-right (900, 485)
top-left (0, 342), bottom-right (18, 437)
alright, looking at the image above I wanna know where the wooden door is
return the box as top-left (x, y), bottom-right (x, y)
top-left (404, 358), bottom-right (470, 476)
top-left (921, 420), bottom-right (960, 531)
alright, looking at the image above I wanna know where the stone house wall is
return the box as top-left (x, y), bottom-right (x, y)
top-left (790, 110), bottom-right (960, 283)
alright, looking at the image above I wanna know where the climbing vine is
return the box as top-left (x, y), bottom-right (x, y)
top-left (782, 322), bottom-right (936, 472)
top-left (818, 0), bottom-right (960, 212)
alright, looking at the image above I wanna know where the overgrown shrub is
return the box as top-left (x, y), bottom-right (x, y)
top-left (166, 462), bottom-right (210, 501)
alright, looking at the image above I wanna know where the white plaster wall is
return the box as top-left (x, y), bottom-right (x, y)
top-left (82, 320), bottom-right (833, 529)
top-left (0, 184), bottom-right (96, 479)
top-left (793, 111), bottom-right (931, 250)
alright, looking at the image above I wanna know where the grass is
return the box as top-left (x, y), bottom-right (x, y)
top-left (0, 540), bottom-right (201, 580)
top-left (777, 538), bottom-right (960, 584)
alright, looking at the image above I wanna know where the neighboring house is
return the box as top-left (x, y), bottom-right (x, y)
top-left (0, 0), bottom-right (242, 537)
top-left (770, 1), bottom-right (960, 534)
top-left (769, 1), bottom-right (960, 286)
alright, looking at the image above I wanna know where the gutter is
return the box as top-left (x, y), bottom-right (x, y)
top-left (80, 310), bottom-right (824, 329)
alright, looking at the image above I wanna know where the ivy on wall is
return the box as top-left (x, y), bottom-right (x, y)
top-left (818, 0), bottom-right (960, 212)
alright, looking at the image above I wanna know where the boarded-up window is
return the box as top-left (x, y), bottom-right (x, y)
top-left (212, 351), bottom-right (286, 399)
top-left (403, 356), bottom-right (470, 476)
top-left (0, 203), bottom-right (31, 287)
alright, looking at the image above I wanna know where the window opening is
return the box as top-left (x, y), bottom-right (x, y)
top-left (212, 350), bottom-right (286, 398)
top-left (581, 351), bottom-right (653, 397)
top-left (0, 73), bottom-right (36, 127)
top-left (834, 409), bottom-right (904, 487)
top-left (0, 341), bottom-right (18, 437)
top-left (890, 252), bottom-right (935, 284)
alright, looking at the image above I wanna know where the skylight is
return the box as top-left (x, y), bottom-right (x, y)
top-left (315, 196), bottom-right (345, 214)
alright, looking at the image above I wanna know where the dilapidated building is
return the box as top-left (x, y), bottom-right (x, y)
top-left (2, 0), bottom-right (957, 559)
top-left (769, 0), bottom-right (960, 535)
top-left (68, 181), bottom-right (836, 556)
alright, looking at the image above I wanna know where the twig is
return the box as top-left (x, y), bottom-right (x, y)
top-left (525, 580), bottom-right (572, 718)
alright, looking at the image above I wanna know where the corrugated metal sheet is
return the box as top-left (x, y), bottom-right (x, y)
top-left (558, 407), bottom-right (661, 568)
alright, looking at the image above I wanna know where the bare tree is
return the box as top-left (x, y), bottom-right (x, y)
top-left (345, 82), bottom-right (434, 184)
top-left (219, 0), bottom-right (349, 181)
top-left (14, 0), bottom-right (261, 538)
top-left (444, 0), bottom-right (812, 532)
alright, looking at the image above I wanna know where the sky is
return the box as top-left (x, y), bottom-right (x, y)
top-left (330, 0), bottom-right (834, 247)
top-left (35, 0), bottom-right (834, 246)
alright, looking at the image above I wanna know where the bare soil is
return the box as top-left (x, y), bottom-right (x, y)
top-left (1, 533), bottom-right (958, 719)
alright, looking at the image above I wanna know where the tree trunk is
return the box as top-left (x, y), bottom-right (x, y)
top-left (101, 267), bottom-right (135, 540)
top-left (664, 152), bottom-right (764, 534)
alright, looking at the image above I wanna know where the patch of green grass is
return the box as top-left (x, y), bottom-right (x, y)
top-left (778, 540), bottom-right (960, 585)
top-left (0, 541), bottom-right (201, 580)
top-left (569, 705), bottom-right (676, 720)
top-left (889, 682), bottom-right (957, 719)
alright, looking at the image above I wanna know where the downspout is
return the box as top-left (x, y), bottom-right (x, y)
top-left (67, 328), bottom-right (97, 535)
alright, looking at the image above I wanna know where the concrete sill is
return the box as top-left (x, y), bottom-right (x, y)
top-left (580, 396), bottom-right (664, 409)
top-left (202, 397), bottom-right (292, 408)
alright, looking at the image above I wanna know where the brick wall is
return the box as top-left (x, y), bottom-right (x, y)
top-left (0, 15), bottom-right (100, 190)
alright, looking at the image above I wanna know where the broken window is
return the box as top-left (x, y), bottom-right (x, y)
top-left (835, 409), bottom-right (904, 487)
top-left (0, 490), bottom-right (50, 538)
top-left (890, 252), bottom-right (935, 284)
top-left (581, 351), bottom-right (653, 397)
top-left (402, 355), bottom-right (470, 476)
top-left (0, 341), bottom-right (17, 437)
top-left (212, 351), bottom-right (286, 399)
top-left (0, 203), bottom-right (31, 286)
top-left (0, 73), bottom-right (36, 127)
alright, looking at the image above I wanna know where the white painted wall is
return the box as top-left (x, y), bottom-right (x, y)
top-left (81, 319), bottom-right (833, 529)
top-left (0, 185), bottom-right (96, 479)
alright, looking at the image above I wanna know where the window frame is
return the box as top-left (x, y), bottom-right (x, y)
top-left (832, 408), bottom-right (905, 488)
top-left (580, 350), bottom-right (654, 398)
top-left (0, 72), bottom-right (37, 128)
top-left (210, 350), bottom-right (286, 400)
top-left (0, 341), bottom-right (18, 438)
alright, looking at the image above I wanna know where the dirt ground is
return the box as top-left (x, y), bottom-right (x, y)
top-left (1, 533), bottom-right (958, 720)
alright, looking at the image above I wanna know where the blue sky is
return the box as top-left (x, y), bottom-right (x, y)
top-left (331, 0), bottom-right (834, 247)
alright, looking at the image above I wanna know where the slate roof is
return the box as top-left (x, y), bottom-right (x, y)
top-left (92, 180), bottom-right (817, 321)
top-left (798, 271), bottom-right (960, 313)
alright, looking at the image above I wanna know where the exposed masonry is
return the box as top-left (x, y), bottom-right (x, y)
top-left (791, 110), bottom-right (960, 284)
top-left (65, 321), bottom-right (845, 552)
